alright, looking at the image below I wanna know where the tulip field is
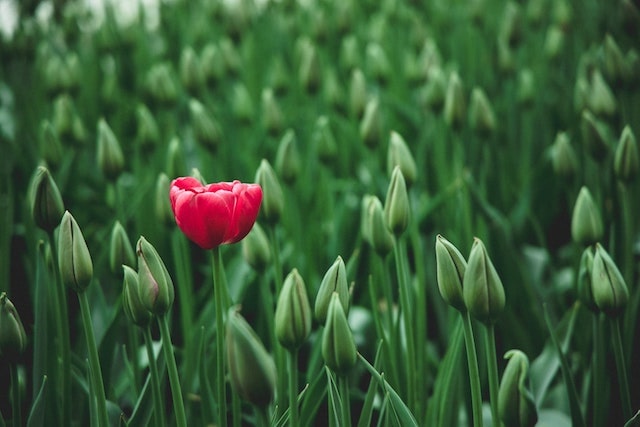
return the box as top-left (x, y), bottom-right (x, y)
top-left (1, 0), bottom-right (640, 426)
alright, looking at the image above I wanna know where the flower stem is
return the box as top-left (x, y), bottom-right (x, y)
top-left (462, 311), bottom-right (484, 427)
top-left (339, 375), bottom-right (351, 427)
top-left (78, 290), bottom-right (110, 427)
top-left (254, 406), bottom-right (269, 427)
top-left (143, 327), bottom-right (166, 427)
top-left (212, 247), bottom-right (228, 427)
top-left (158, 314), bottom-right (187, 427)
top-left (288, 349), bottom-right (299, 427)
top-left (592, 315), bottom-right (604, 427)
top-left (611, 317), bottom-right (631, 420)
top-left (11, 363), bottom-right (21, 427)
top-left (267, 226), bottom-right (286, 416)
top-left (232, 388), bottom-right (242, 427)
top-left (485, 325), bottom-right (500, 427)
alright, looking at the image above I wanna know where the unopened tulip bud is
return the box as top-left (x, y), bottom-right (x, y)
top-left (498, 38), bottom-right (515, 74)
top-left (180, 46), bottom-right (204, 93)
top-left (387, 131), bottom-right (417, 186)
top-left (242, 222), bottom-right (271, 271)
top-left (58, 211), bottom-right (93, 293)
top-left (0, 293), bottom-right (28, 362)
top-left (30, 166), bottom-right (64, 232)
top-left (322, 293), bottom-right (357, 376)
top-left (298, 42), bottom-right (321, 93)
top-left (435, 235), bottom-right (467, 311)
top-left (261, 88), bottom-right (284, 135)
top-left (366, 196), bottom-right (394, 256)
top-left (553, 0), bottom-right (572, 26)
top-left (109, 221), bottom-right (135, 277)
top-left (97, 118), bottom-right (124, 181)
top-left (201, 43), bottom-right (225, 84)
top-left (155, 173), bottom-right (174, 227)
top-left (53, 95), bottom-right (85, 145)
top-left (349, 68), bottom-right (367, 119)
top-left (420, 67), bottom-right (446, 110)
top-left (313, 116), bottom-right (338, 163)
top-left (135, 104), bottom-right (160, 151)
top-left (232, 83), bottom-right (254, 123)
top-left (146, 63), bottom-right (178, 105)
top-left (255, 159), bottom-right (284, 224)
top-left (463, 238), bottom-right (505, 324)
top-left (226, 309), bottom-right (276, 407)
top-left (136, 236), bottom-right (174, 316)
top-left (544, 26), bottom-right (564, 59)
top-left (580, 110), bottom-right (609, 161)
top-left (360, 97), bottom-right (383, 149)
top-left (189, 99), bottom-right (222, 152)
top-left (592, 244), bottom-right (629, 317)
top-left (340, 36), bottom-right (360, 73)
top-left (571, 187), bottom-right (603, 247)
top-left (366, 42), bottom-right (390, 84)
top-left (190, 168), bottom-right (206, 185)
top-left (577, 247), bottom-right (598, 312)
top-left (220, 38), bottom-right (241, 76)
top-left (275, 129), bottom-right (300, 184)
top-left (517, 69), bottom-right (535, 106)
top-left (275, 269), bottom-right (312, 350)
top-left (166, 137), bottom-right (186, 179)
top-left (315, 256), bottom-right (350, 324)
top-left (603, 34), bottom-right (629, 83)
top-left (499, 2), bottom-right (522, 47)
top-left (551, 132), bottom-right (578, 179)
top-left (122, 265), bottom-right (152, 328)
top-left (469, 87), bottom-right (496, 135)
top-left (588, 70), bottom-right (616, 117)
top-left (443, 72), bottom-right (466, 130)
top-left (384, 167), bottom-right (410, 236)
top-left (267, 58), bottom-right (289, 95)
top-left (498, 350), bottom-right (538, 427)
top-left (614, 126), bottom-right (638, 183)
top-left (40, 120), bottom-right (63, 168)
top-left (574, 77), bottom-right (589, 113)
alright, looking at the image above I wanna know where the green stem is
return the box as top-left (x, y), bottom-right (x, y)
top-left (254, 406), bottom-right (269, 427)
top-left (268, 226), bottom-right (286, 416)
top-left (462, 311), bottom-right (484, 427)
top-left (212, 247), bottom-right (228, 427)
top-left (268, 226), bottom-right (283, 293)
top-left (158, 315), bottom-right (187, 427)
top-left (126, 319), bottom-right (141, 393)
top-left (78, 291), bottom-right (110, 427)
top-left (143, 327), bottom-right (166, 427)
top-left (339, 375), bottom-right (351, 427)
top-left (232, 388), bottom-right (242, 427)
top-left (171, 230), bottom-right (195, 351)
top-left (485, 325), bottom-right (500, 427)
top-left (288, 349), bottom-right (299, 427)
top-left (592, 315), bottom-right (604, 427)
top-left (617, 183), bottom-right (633, 287)
top-left (11, 363), bottom-right (21, 427)
top-left (611, 317), bottom-right (631, 420)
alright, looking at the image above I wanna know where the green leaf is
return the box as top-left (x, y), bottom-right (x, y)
top-left (298, 364), bottom-right (328, 427)
top-left (197, 326), bottom-right (216, 424)
top-left (27, 376), bottom-right (48, 427)
top-left (127, 350), bottom-right (166, 427)
top-left (624, 410), bottom-right (640, 427)
top-left (32, 243), bottom-right (49, 403)
top-left (325, 367), bottom-right (342, 427)
top-left (357, 341), bottom-right (383, 427)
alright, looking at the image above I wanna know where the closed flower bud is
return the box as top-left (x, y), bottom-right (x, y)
top-left (58, 211), bottom-right (93, 293)
top-left (349, 68), bottom-right (367, 119)
top-left (420, 67), bottom-right (446, 110)
top-left (267, 58), bottom-right (289, 95)
top-left (577, 247), bottom-right (598, 312)
top-left (275, 269), bottom-right (312, 350)
top-left (603, 34), bottom-right (629, 83)
top-left (463, 238), bottom-right (505, 325)
top-left (189, 99), bottom-right (222, 152)
top-left (261, 88), bottom-right (284, 135)
top-left (543, 25), bottom-right (564, 59)
top-left (135, 104), bottom-right (160, 151)
top-left (435, 235), bottom-right (467, 311)
top-left (146, 63), bottom-right (178, 105)
top-left (360, 97), bottom-right (383, 149)
top-left (97, 118), bottom-right (124, 181)
top-left (255, 159), bottom-right (284, 224)
top-left (614, 126), bottom-right (638, 183)
top-left (517, 69), bottom-right (535, 106)
top-left (499, 2), bottom-right (523, 48)
top-left (180, 46), bottom-right (204, 93)
top-left (242, 222), bottom-right (271, 271)
top-left (384, 166), bottom-right (410, 236)
top-left (166, 137), bottom-right (186, 179)
top-left (571, 186), bottom-right (603, 247)
top-left (0, 292), bottom-right (28, 362)
top-left (30, 166), bottom-right (64, 232)
top-left (313, 116), bottom-right (338, 163)
top-left (220, 38), bottom-right (242, 76)
top-left (298, 41), bottom-right (321, 94)
top-left (275, 129), bottom-right (300, 184)
top-left (231, 83), bottom-right (254, 123)
top-left (324, 69), bottom-right (345, 111)
top-left (122, 266), bottom-right (152, 327)
top-left (591, 244), bottom-right (629, 317)
top-left (498, 38), bottom-right (516, 74)
top-left (443, 72), bottom-right (466, 130)
top-left (201, 43), bottom-right (225, 84)
top-left (340, 36), bottom-right (360, 73)
top-left (366, 42), bottom-right (390, 84)
top-left (226, 309), bottom-right (276, 407)
top-left (580, 110), bottom-right (609, 160)
top-left (53, 95), bottom-right (86, 146)
top-left (498, 350), bottom-right (538, 427)
top-left (469, 87), bottom-right (496, 136)
top-left (40, 120), bottom-right (63, 168)
top-left (136, 236), bottom-right (174, 316)
top-left (551, 132), bottom-right (578, 179)
top-left (387, 131), bottom-right (417, 187)
top-left (109, 221), bottom-right (135, 277)
top-left (315, 256), bottom-right (350, 324)
top-left (322, 293), bottom-right (357, 376)
top-left (155, 173), bottom-right (174, 227)
top-left (366, 196), bottom-right (394, 256)
top-left (588, 70), bottom-right (616, 117)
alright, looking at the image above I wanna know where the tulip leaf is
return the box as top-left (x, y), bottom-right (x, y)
top-left (127, 350), bottom-right (166, 427)
top-left (197, 326), bottom-right (217, 424)
top-left (624, 410), bottom-right (640, 427)
top-left (27, 376), bottom-right (47, 427)
top-left (357, 341), bottom-right (384, 427)
top-left (32, 243), bottom-right (49, 404)
top-left (298, 367), bottom-right (328, 427)
top-left (0, 409), bottom-right (5, 427)
top-left (325, 367), bottom-right (342, 426)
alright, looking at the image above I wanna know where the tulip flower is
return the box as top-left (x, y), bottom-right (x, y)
top-left (169, 177), bottom-right (263, 250)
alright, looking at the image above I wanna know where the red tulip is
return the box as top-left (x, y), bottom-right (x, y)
top-left (170, 177), bottom-right (263, 250)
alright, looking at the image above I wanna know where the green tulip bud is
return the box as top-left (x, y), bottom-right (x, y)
top-left (340, 36), bottom-right (360, 73)
top-left (469, 87), bottom-right (496, 136)
top-left (201, 43), bottom-right (225, 85)
top-left (189, 99), bottom-right (222, 152)
top-left (553, 0), bottom-right (572, 26)
top-left (40, 120), bottom-right (63, 168)
top-left (603, 34), bottom-right (629, 83)
top-left (275, 129), bottom-right (300, 184)
top-left (384, 166), bottom-right (410, 236)
top-left (97, 118), bottom-right (124, 181)
top-left (360, 97), bottom-right (383, 149)
top-left (435, 235), bottom-right (467, 312)
top-left (574, 76), bottom-right (590, 113)
top-left (241, 222), bottom-right (271, 271)
top-left (220, 38), bottom-right (242, 76)
top-left (109, 221), bottom-right (135, 277)
top-left (155, 173), bottom-right (174, 227)
top-left (322, 293), bottom-right (357, 376)
top-left (349, 68), bottom-right (367, 119)
top-left (498, 38), bottom-right (516, 74)
top-left (58, 211), bottom-right (94, 293)
top-left (30, 166), bottom-right (64, 232)
top-left (136, 236), bottom-right (174, 316)
top-left (366, 42), bottom-right (390, 84)
top-left (135, 104), bottom-right (160, 152)
top-left (463, 238), bottom-right (505, 325)
top-left (226, 309), bottom-right (276, 407)
top-left (366, 195), bottom-right (395, 256)
top-left (498, 350), bottom-right (538, 427)
top-left (275, 269), bottom-right (312, 350)
top-left (499, 2), bottom-right (523, 48)
top-left (146, 63), bottom-right (178, 106)
top-left (298, 41), bottom-right (321, 94)
top-left (387, 131), bottom-right (417, 187)
top-left (166, 137), bottom-right (186, 179)
top-left (315, 256), bottom-right (350, 324)
top-left (255, 159), bottom-right (284, 224)
top-left (517, 69), bottom-right (535, 106)
top-left (53, 95), bottom-right (86, 146)
top-left (267, 57), bottom-right (289, 95)
top-left (591, 244), bottom-right (629, 317)
top-left (577, 247), bottom-right (598, 312)
top-left (231, 83), bottom-right (254, 123)
top-left (324, 68), bottom-right (345, 111)
top-left (571, 186), bottom-right (603, 247)
top-left (588, 70), bottom-right (616, 117)
top-left (543, 25), bottom-right (564, 59)
top-left (443, 71), bottom-right (466, 130)
top-left (313, 116), bottom-right (338, 163)
top-left (180, 46), bottom-right (204, 93)
top-left (360, 195), bottom-right (375, 244)
top-left (261, 88), bottom-right (284, 136)
top-left (580, 110), bottom-right (609, 160)
top-left (420, 67), bottom-right (446, 111)
top-left (0, 292), bottom-right (28, 362)
top-left (551, 132), bottom-right (578, 179)
top-left (122, 265), bottom-right (152, 328)
top-left (614, 126), bottom-right (639, 183)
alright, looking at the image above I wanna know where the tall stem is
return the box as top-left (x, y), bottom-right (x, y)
top-left (592, 315), bottom-right (604, 427)
top-left (338, 375), bottom-right (351, 427)
top-left (158, 314), bottom-right (187, 427)
top-left (212, 247), bottom-right (228, 427)
top-left (78, 290), bottom-right (110, 427)
top-left (143, 327), bottom-right (166, 427)
top-left (11, 363), bottom-right (21, 427)
top-left (288, 349), bottom-right (299, 427)
top-left (485, 325), bottom-right (500, 427)
top-left (462, 311), bottom-right (484, 427)
top-left (611, 317), bottom-right (631, 420)
top-left (254, 406), bottom-right (269, 427)
top-left (268, 226), bottom-right (286, 415)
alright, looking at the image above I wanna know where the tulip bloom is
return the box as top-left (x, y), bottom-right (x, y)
top-left (170, 177), bottom-right (263, 250)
